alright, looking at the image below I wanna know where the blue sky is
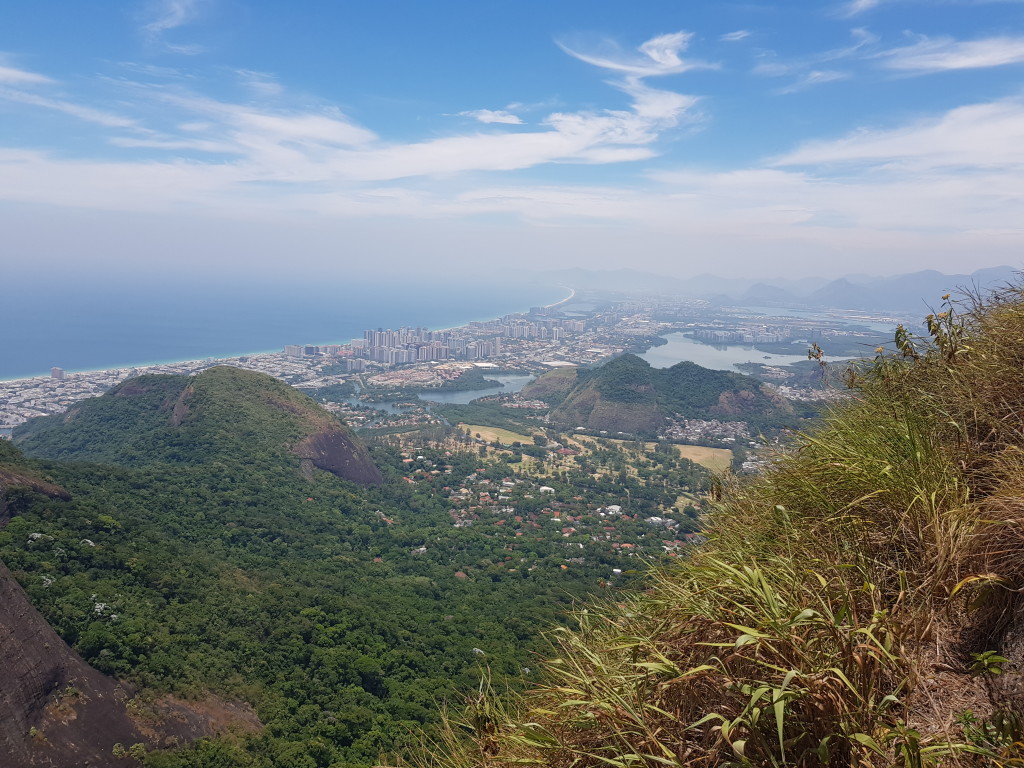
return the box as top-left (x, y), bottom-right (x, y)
top-left (1, 0), bottom-right (1023, 281)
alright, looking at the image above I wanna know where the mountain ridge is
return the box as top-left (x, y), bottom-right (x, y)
top-left (538, 265), bottom-right (1018, 310)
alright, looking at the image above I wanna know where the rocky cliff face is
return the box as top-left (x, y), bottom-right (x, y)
top-left (0, 559), bottom-right (262, 767)
top-left (294, 429), bottom-right (383, 485)
top-left (0, 559), bottom-right (145, 767)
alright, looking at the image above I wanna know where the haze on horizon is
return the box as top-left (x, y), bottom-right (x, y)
top-left (2, 0), bottom-right (1023, 284)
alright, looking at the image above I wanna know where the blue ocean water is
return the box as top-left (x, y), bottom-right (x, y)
top-left (1, 278), bottom-right (567, 380)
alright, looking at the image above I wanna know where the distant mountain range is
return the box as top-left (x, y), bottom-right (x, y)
top-left (541, 266), bottom-right (1018, 313)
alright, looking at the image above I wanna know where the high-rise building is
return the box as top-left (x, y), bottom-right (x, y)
top-left (50, 367), bottom-right (65, 380)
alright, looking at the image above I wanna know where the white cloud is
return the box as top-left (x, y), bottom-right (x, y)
top-left (2, 93), bottom-right (1024, 279)
top-left (772, 99), bottom-right (1024, 169)
top-left (880, 35), bottom-right (1024, 72)
top-left (232, 109), bottom-right (378, 147)
top-left (0, 87), bottom-right (137, 128)
top-left (143, 0), bottom-right (199, 34)
top-left (720, 30), bottom-right (751, 42)
top-left (838, 0), bottom-right (882, 18)
top-left (236, 70), bottom-right (284, 97)
top-left (97, 31), bottom-right (700, 182)
top-left (14, 31), bottom-right (1015, 277)
top-left (142, 0), bottom-right (204, 54)
top-left (558, 31), bottom-right (716, 77)
top-left (754, 28), bottom-right (876, 90)
top-left (0, 65), bottom-right (53, 85)
top-left (459, 109), bottom-right (524, 125)
top-left (108, 136), bottom-right (236, 152)
top-left (778, 70), bottom-right (849, 93)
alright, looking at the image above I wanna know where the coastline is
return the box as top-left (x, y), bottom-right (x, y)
top-left (0, 284), bottom-right (577, 385)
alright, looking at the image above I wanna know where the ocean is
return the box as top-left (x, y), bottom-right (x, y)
top-left (1, 278), bottom-right (568, 381)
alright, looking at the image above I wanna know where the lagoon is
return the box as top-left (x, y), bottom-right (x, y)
top-left (640, 333), bottom-right (815, 373)
top-left (342, 374), bottom-right (536, 413)
top-left (415, 374), bottom-right (534, 405)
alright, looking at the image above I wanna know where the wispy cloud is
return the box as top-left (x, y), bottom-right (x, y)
top-left (0, 64), bottom-right (53, 85)
top-left (772, 98), bottom-right (1024, 169)
top-left (459, 109), bottom-right (524, 125)
top-left (720, 30), bottom-right (751, 42)
top-left (143, 0), bottom-right (198, 34)
top-left (778, 70), bottom-right (849, 94)
top-left (236, 70), bottom-right (283, 97)
top-left (4, 31), bottom-right (699, 187)
top-left (880, 34), bottom-right (1024, 72)
top-left (0, 87), bottom-right (137, 128)
top-left (558, 32), bottom-right (716, 77)
top-left (838, 0), bottom-right (882, 18)
top-left (142, 0), bottom-right (204, 54)
top-left (754, 28), bottom-right (877, 90)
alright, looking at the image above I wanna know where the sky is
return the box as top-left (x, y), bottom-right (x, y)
top-left (1, 0), bottom-right (1024, 283)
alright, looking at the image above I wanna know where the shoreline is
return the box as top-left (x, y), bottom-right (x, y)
top-left (0, 284), bottom-right (577, 386)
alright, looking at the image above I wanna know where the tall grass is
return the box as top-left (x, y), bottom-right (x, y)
top-left (412, 287), bottom-right (1024, 768)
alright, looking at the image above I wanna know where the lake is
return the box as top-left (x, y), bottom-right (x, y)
top-left (415, 374), bottom-right (534, 404)
top-left (342, 374), bottom-right (536, 412)
top-left (640, 333), bottom-right (816, 372)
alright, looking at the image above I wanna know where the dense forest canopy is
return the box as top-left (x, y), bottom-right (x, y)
top-left (2, 366), bottom-right (711, 767)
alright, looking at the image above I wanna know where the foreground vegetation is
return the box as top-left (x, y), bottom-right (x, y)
top-left (423, 289), bottom-right (1024, 767)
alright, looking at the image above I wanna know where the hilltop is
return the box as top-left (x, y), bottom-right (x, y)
top-left (525, 354), bottom-right (794, 436)
top-left (14, 366), bottom-right (382, 485)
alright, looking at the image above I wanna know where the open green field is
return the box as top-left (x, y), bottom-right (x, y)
top-left (460, 423), bottom-right (536, 445)
top-left (672, 445), bottom-right (733, 473)
top-left (602, 438), bottom-right (733, 474)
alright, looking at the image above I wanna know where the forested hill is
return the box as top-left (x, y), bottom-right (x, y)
top-left (534, 354), bottom-right (795, 435)
top-left (14, 366), bottom-right (382, 485)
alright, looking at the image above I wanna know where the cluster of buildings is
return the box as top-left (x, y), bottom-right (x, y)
top-left (281, 313), bottom-right (591, 371)
top-left (661, 418), bottom-right (754, 446)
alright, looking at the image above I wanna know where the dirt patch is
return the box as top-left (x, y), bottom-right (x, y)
top-left (268, 398), bottom-right (304, 416)
top-left (128, 694), bottom-right (261, 750)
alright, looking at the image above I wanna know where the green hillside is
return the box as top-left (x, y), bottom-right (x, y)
top-left (423, 293), bottom-right (1024, 767)
top-left (15, 366), bottom-right (382, 485)
top-left (540, 354), bottom-right (796, 436)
